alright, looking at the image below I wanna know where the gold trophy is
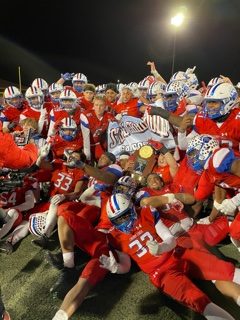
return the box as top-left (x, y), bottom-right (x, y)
top-left (130, 145), bottom-right (156, 185)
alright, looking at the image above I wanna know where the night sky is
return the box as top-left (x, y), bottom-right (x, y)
top-left (1, 0), bottom-right (240, 87)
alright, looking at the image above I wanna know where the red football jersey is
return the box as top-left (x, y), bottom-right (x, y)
top-left (195, 148), bottom-right (240, 201)
top-left (50, 160), bottom-right (84, 196)
top-left (0, 176), bottom-right (38, 209)
top-left (171, 156), bottom-right (201, 194)
top-left (33, 159), bottom-right (84, 197)
top-left (50, 133), bottom-right (83, 159)
top-left (108, 207), bottom-right (172, 274)
top-left (113, 98), bottom-right (140, 118)
top-left (49, 108), bottom-right (81, 126)
top-left (194, 108), bottom-right (240, 148)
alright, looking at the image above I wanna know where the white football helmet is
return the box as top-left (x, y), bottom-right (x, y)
top-left (106, 194), bottom-right (137, 233)
top-left (207, 77), bottom-right (223, 88)
top-left (32, 78), bottom-right (49, 96)
top-left (170, 71), bottom-right (188, 82)
top-left (204, 82), bottom-right (238, 119)
top-left (186, 73), bottom-right (199, 89)
top-left (25, 86), bottom-right (44, 110)
top-left (127, 82), bottom-right (138, 91)
top-left (186, 134), bottom-right (219, 171)
top-left (3, 86), bottom-right (23, 108)
top-left (148, 81), bottom-right (166, 97)
top-left (96, 84), bottom-right (107, 94)
top-left (49, 83), bottom-right (64, 103)
top-left (138, 79), bottom-right (150, 90)
top-left (72, 73), bottom-right (88, 83)
top-left (59, 89), bottom-right (77, 112)
top-left (49, 83), bottom-right (64, 94)
top-left (113, 176), bottom-right (137, 198)
top-left (187, 89), bottom-right (203, 106)
top-left (59, 117), bottom-right (78, 141)
top-left (164, 80), bottom-right (190, 112)
top-left (72, 73), bottom-right (87, 92)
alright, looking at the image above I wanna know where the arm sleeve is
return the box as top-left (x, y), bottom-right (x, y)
top-left (0, 133), bottom-right (38, 169)
top-left (47, 111), bottom-right (55, 137)
top-left (155, 219), bottom-right (176, 253)
top-left (212, 148), bottom-right (236, 173)
top-left (80, 114), bottom-right (91, 161)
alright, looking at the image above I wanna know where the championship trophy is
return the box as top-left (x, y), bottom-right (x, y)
top-left (130, 145), bottom-right (156, 185)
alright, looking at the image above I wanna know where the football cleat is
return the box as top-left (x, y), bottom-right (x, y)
top-left (45, 251), bottom-right (64, 270)
top-left (0, 242), bottom-right (13, 255)
top-left (50, 267), bottom-right (79, 299)
top-left (31, 235), bottom-right (49, 249)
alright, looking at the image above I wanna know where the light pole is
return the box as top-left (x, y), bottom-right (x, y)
top-left (170, 13), bottom-right (184, 76)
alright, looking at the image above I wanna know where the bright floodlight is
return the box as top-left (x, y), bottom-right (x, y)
top-left (171, 13), bottom-right (184, 27)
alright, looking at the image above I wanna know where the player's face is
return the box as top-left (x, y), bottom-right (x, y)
top-left (119, 158), bottom-right (129, 170)
top-left (157, 154), bottom-right (167, 167)
top-left (121, 89), bottom-right (133, 103)
top-left (138, 88), bottom-right (148, 98)
top-left (94, 99), bottom-right (106, 117)
top-left (149, 94), bottom-right (158, 102)
top-left (9, 96), bottom-right (22, 108)
top-left (73, 81), bottom-right (85, 88)
top-left (51, 91), bottom-right (61, 99)
top-left (147, 174), bottom-right (163, 190)
top-left (61, 99), bottom-right (75, 111)
top-left (97, 154), bottom-right (111, 168)
top-left (83, 90), bottom-right (95, 102)
top-left (205, 100), bottom-right (221, 116)
top-left (66, 152), bottom-right (80, 165)
top-left (105, 89), bottom-right (117, 102)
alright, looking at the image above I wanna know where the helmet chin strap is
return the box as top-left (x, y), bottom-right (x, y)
top-left (212, 112), bottom-right (231, 123)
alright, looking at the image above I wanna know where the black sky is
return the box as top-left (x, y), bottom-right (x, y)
top-left (0, 0), bottom-right (240, 87)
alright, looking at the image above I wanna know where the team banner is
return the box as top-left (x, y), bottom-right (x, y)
top-left (107, 115), bottom-right (176, 157)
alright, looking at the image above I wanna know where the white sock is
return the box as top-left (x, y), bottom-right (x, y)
top-left (52, 309), bottom-right (68, 320)
top-left (44, 204), bottom-right (57, 237)
top-left (233, 268), bottom-right (240, 284)
top-left (230, 237), bottom-right (240, 252)
top-left (203, 302), bottom-right (234, 320)
top-left (0, 208), bottom-right (7, 220)
top-left (237, 296), bottom-right (240, 306)
top-left (0, 209), bottom-right (19, 239)
top-left (63, 252), bottom-right (74, 268)
top-left (7, 221), bottom-right (29, 245)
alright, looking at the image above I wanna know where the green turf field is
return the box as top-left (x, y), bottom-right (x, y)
top-left (1, 233), bottom-right (240, 320)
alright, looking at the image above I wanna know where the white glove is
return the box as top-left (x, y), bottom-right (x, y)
top-left (185, 66), bottom-right (196, 75)
top-left (50, 194), bottom-right (65, 206)
top-left (219, 199), bottom-right (237, 216)
top-left (197, 216), bottom-right (211, 225)
top-left (213, 200), bottom-right (222, 211)
top-left (38, 143), bottom-right (51, 159)
top-left (115, 113), bottom-right (122, 121)
top-left (146, 240), bottom-right (161, 256)
top-left (99, 251), bottom-right (118, 273)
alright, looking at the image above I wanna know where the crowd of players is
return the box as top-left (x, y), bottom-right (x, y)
top-left (1, 61), bottom-right (240, 319)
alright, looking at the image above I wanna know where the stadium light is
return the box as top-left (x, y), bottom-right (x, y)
top-left (171, 13), bottom-right (184, 27)
top-left (170, 13), bottom-right (185, 75)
